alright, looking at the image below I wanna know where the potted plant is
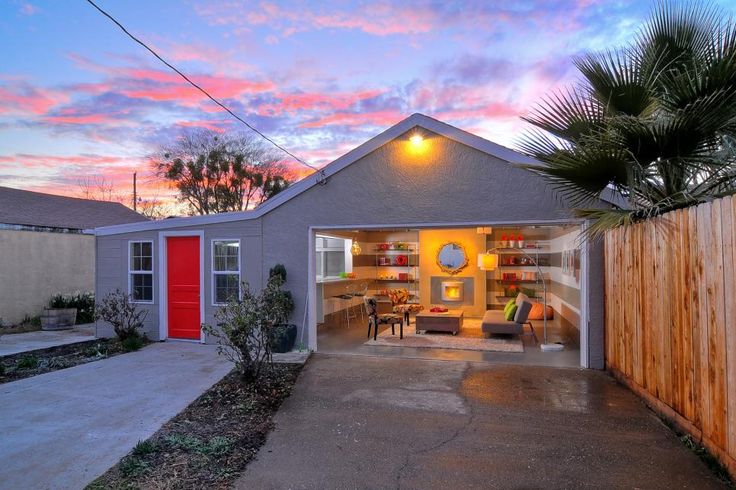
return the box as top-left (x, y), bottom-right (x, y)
top-left (267, 264), bottom-right (297, 353)
top-left (41, 293), bottom-right (78, 330)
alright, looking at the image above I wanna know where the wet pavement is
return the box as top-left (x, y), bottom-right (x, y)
top-left (236, 353), bottom-right (725, 489)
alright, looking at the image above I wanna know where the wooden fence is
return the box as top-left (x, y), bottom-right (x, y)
top-left (605, 195), bottom-right (736, 477)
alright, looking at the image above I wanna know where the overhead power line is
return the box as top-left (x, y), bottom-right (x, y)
top-left (84, 0), bottom-right (325, 179)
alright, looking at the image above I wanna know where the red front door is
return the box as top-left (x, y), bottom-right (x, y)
top-left (167, 236), bottom-right (200, 340)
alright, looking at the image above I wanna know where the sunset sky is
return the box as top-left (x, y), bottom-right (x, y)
top-left (2, 0), bottom-right (736, 210)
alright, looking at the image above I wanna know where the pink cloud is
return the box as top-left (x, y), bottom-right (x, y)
top-left (196, 1), bottom-right (439, 37)
top-left (258, 89), bottom-right (385, 116)
top-left (0, 82), bottom-right (68, 116)
top-left (299, 110), bottom-right (403, 128)
top-left (175, 120), bottom-right (228, 132)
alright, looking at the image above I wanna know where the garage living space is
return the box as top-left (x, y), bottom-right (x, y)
top-left (314, 224), bottom-right (584, 367)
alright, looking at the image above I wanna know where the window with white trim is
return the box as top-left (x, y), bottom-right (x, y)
top-left (129, 241), bottom-right (153, 302)
top-left (212, 239), bottom-right (240, 305)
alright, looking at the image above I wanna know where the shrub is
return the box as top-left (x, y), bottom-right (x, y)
top-left (121, 336), bottom-right (145, 352)
top-left (16, 355), bottom-right (38, 370)
top-left (95, 289), bottom-right (147, 341)
top-left (49, 291), bottom-right (95, 323)
top-left (204, 271), bottom-right (294, 383)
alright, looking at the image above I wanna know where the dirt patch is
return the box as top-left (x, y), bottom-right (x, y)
top-left (0, 338), bottom-right (149, 384)
top-left (87, 363), bottom-right (303, 490)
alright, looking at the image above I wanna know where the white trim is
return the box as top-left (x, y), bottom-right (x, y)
top-left (93, 113), bottom-right (546, 237)
top-left (127, 240), bottom-right (154, 304)
top-left (158, 230), bottom-right (206, 343)
top-left (210, 238), bottom-right (242, 306)
top-left (308, 218), bottom-right (586, 231)
top-left (579, 222), bottom-right (591, 369)
top-left (307, 228), bottom-right (317, 351)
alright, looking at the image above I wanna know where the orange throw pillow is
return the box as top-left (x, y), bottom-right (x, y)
top-left (528, 303), bottom-right (554, 320)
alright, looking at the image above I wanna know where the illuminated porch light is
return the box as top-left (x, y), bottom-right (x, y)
top-left (409, 134), bottom-right (424, 146)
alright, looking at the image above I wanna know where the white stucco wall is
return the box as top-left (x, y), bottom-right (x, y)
top-left (0, 230), bottom-right (95, 325)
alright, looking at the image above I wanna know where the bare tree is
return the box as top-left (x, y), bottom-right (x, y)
top-left (77, 176), bottom-right (123, 202)
top-left (151, 129), bottom-right (291, 215)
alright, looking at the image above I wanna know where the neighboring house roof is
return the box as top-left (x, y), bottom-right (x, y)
top-left (94, 113), bottom-right (545, 236)
top-left (0, 186), bottom-right (148, 230)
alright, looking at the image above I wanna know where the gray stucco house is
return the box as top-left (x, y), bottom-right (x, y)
top-left (94, 114), bottom-right (604, 369)
top-left (0, 187), bottom-right (147, 325)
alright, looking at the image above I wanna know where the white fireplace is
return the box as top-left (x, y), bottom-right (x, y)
top-left (441, 281), bottom-right (464, 302)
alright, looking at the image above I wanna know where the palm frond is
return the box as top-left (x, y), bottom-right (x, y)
top-left (521, 87), bottom-right (605, 142)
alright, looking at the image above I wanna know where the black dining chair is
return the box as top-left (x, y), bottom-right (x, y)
top-left (363, 296), bottom-right (403, 340)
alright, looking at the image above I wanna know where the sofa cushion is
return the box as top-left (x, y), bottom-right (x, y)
top-left (503, 299), bottom-right (515, 316)
top-left (514, 300), bottom-right (533, 323)
top-left (529, 303), bottom-right (554, 320)
top-left (481, 310), bottom-right (523, 335)
top-left (504, 304), bottom-right (518, 321)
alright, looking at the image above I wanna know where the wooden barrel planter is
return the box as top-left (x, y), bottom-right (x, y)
top-left (41, 308), bottom-right (77, 330)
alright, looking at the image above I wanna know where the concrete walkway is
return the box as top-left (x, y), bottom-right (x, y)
top-left (0, 324), bottom-right (95, 356)
top-left (237, 354), bottom-right (726, 489)
top-left (0, 342), bottom-right (231, 490)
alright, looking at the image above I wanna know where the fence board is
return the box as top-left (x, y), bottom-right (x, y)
top-left (605, 196), bottom-right (736, 477)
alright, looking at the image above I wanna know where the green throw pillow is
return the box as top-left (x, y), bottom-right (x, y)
top-left (505, 304), bottom-right (518, 321)
top-left (503, 299), bottom-right (515, 315)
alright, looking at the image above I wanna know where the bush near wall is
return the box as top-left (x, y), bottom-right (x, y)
top-left (49, 292), bottom-right (95, 324)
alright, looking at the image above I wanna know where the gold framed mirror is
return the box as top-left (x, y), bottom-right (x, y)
top-left (436, 242), bottom-right (468, 275)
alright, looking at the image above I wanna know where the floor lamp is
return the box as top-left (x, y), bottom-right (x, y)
top-left (478, 247), bottom-right (563, 352)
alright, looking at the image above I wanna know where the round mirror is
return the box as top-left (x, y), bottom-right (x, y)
top-left (436, 242), bottom-right (468, 275)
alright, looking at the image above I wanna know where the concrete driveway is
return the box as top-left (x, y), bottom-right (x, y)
top-left (0, 341), bottom-right (231, 490)
top-left (0, 324), bottom-right (95, 356)
top-left (237, 354), bottom-right (726, 489)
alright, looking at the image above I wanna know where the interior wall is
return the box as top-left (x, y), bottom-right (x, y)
top-left (418, 228), bottom-right (486, 316)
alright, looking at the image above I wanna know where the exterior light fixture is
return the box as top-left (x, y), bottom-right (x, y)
top-left (350, 239), bottom-right (362, 256)
top-left (409, 134), bottom-right (424, 146)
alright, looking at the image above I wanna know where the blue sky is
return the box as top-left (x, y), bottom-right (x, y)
top-left (2, 0), bottom-right (735, 204)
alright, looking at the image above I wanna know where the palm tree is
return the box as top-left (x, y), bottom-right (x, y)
top-left (519, 2), bottom-right (736, 239)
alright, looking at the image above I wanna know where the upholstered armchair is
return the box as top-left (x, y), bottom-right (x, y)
top-left (387, 288), bottom-right (423, 325)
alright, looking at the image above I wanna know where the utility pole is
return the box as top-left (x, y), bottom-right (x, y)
top-left (133, 172), bottom-right (137, 212)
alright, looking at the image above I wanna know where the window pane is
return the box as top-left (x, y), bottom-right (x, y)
top-left (131, 273), bottom-right (153, 301)
top-left (213, 241), bottom-right (239, 272)
top-left (214, 256), bottom-right (226, 271)
top-left (215, 273), bottom-right (239, 303)
top-left (225, 256), bottom-right (239, 271)
top-left (325, 251), bottom-right (345, 277)
top-left (130, 242), bottom-right (152, 272)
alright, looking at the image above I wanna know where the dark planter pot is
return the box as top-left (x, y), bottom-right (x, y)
top-left (41, 308), bottom-right (77, 330)
top-left (270, 323), bottom-right (297, 353)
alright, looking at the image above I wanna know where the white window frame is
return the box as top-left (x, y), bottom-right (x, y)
top-left (211, 238), bottom-right (241, 306)
top-left (128, 240), bottom-right (154, 304)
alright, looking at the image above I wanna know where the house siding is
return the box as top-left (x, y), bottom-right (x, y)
top-left (93, 128), bottom-right (606, 368)
top-left (95, 221), bottom-right (263, 341)
top-left (258, 129), bottom-right (605, 367)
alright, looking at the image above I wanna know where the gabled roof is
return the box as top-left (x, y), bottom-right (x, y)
top-left (0, 186), bottom-right (147, 231)
top-left (94, 113), bottom-right (539, 236)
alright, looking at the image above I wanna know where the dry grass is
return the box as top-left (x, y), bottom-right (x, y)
top-left (0, 338), bottom-right (147, 384)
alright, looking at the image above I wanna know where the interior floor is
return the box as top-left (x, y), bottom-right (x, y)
top-left (317, 308), bottom-right (581, 368)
